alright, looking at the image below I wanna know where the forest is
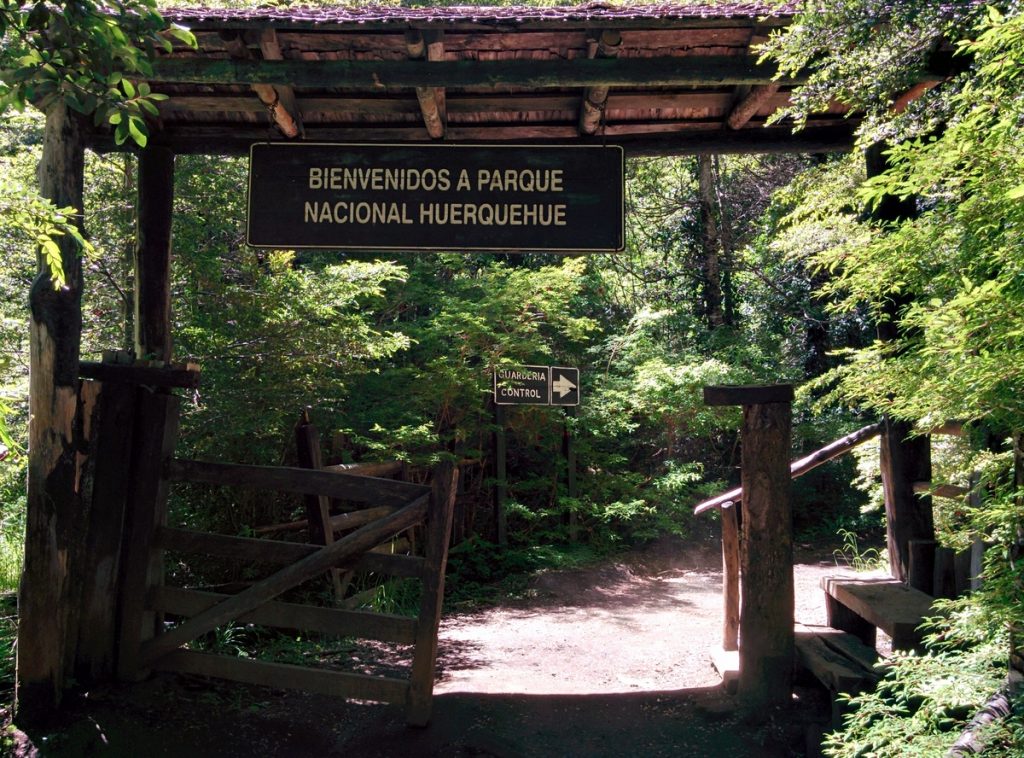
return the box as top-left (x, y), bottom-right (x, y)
top-left (1, 0), bottom-right (1023, 755)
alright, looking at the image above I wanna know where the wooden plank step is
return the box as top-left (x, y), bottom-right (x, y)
top-left (710, 647), bottom-right (738, 694)
top-left (821, 576), bottom-right (935, 650)
top-left (794, 625), bottom-right (880, 695)
top-left (156, 650), bottom-right (409, 704)
top-left (148, 586), bottom-right (418, 644)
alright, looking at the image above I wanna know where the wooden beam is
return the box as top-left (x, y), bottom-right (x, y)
top-left (116, 393), bottom-right (181, 681)
top-left (253, 506), bottom-right (399, 536)
top-left (149, 55), bottom-right (806, 89)
top-left (91, 123), bottom-right (858, 157)
top-left (74, 380), bottom-right (136, 681)
top-left (257, 28), bottom-right (304, 137)
top-left (19, 100), bottom-right (86, 720)
top-left (158, 92), bottom-right (754, 117)
top-left (220, 31), bottom-right (300, 138)
top-left (78, 360), bottom-right (200, 389)
top-left (294, 409), bottom-right (344, 601)
top-left (726, 83), bottom-right (780, 129)
top-left (704, 383), bottom-right (794, 406)
top-left (156, 650), bottom-right (409, 704)
top-left (165, 458), bottom-right (429, 506)
top-left (139, 494), bottom-right (429, 666)
top-left (912, 481), bottom-right (969, 499)
top-left (405, 31), bottom-right (446, 139)
top-left (579, 30), bottom-right (621, 135)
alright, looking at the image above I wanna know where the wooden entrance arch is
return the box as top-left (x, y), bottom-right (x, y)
top-left (20, 2), bottom-right (946, 722)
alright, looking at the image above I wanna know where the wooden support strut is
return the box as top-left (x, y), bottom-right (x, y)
top-left (579, 30), bottom-right (621, 136)
top-left (257, 27), bottom-right (304, 138)
top-left (726, 83), bottom-right (780, 130)
top-left (406, 30), bottom-right (446, 140)
top-left (220, 30), bottom-right (300, 138)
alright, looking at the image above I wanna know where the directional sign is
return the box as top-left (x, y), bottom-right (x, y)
top-left (493, 365), bottom-right (580, 406)
top-left (494, 366), bottom-right (550, 406)
top-left (550, 367), bottom-right (580, 407)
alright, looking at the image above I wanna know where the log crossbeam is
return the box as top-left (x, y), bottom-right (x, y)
top-left (579, 30), bottom-right (621, 136)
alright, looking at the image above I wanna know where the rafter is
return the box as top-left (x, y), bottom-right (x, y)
top-left (726, 83), bottom-right (780, 129)
top-left (579, 30), bottom-right (621, 136)
top-left (256, 28), bottom-right (304, 138)
top-left (220, 31), bottom-right (301, 138)
top-left (405, 30), bottom-right (446, 139)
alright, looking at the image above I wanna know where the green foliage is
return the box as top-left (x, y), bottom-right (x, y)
top-left (760, 0), bottom-right (989, 142)
top-left (832, 527), bottom-right (886, 572)
top-left (0, 0), bottom-right (194, 147)
top-left (767, 4), bottom-right (1024, 756)
top-left (825, 640), bottom-right (1012, 757)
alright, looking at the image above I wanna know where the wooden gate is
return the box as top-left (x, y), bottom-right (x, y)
top-left (98, 371), bottom-right (456, 726)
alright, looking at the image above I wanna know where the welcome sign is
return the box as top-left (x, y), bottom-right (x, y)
top-left (247, 143), bottom-right (624, 252)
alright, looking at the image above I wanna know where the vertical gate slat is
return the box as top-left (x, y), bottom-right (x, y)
top-left (116, 391), bottom-right (180, 681)
top-left (76, 379), bottom-right (137, 680)
top-left (407, 461), bottom-right (459, 726)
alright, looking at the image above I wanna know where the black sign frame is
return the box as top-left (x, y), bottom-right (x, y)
top-left (493, 365), bottom-right (581, 407)
top-left (247, 142), bottom-right (624, 253)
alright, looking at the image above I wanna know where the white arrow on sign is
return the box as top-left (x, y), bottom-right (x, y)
top-left (552, 373), bottom-right (577, 399)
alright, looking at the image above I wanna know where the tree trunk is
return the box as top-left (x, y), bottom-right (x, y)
top-left (18, 101), bottom-right (87, 722)
top-left (697, 154), bottom-right (724, 329)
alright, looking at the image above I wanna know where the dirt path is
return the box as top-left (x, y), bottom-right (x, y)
top-left (10, 543), bottom-right (882, 757)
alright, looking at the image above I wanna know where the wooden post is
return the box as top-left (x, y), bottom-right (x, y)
top-left (866, 143), bottom-right (935, 583)
top-left (494, 404), bottom-right (508, 546)
top-left (879, 421), bottom-right (934, 583)
top-left (294, 409), bottom-right (346, 602)
top-left (908, 539), bottom-right (936, 595)
top-left (563, 405), bottom-right (578, 542)
top-left (408, 461), bottom-right (458, 726)
top-left (705, 384), bottom-right (794, 712)
top-left (134, 145), bottom-right (174, 362)
top-left (721, 501), bottom-right (740, 651)
top-left (18, 101), bottom-right (86, 721)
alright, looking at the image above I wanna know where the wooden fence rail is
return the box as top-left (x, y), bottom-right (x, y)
top-left (165, 458), bottom-right (429, 506)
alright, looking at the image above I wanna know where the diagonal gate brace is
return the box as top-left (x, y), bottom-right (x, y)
top-left (139, 493), bottom-right (429, 666)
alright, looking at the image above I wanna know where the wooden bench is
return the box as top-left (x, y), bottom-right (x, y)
top-left (821, 576), bottom-right (935, 652)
